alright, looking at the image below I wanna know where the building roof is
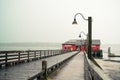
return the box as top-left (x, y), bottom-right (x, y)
top-left (62, 39), bottom-right (100, 46)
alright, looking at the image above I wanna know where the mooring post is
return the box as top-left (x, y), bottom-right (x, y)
top-left (42, 60), bottom-right (47, 80)
top-left (108, 47), bottom-right (111, 56)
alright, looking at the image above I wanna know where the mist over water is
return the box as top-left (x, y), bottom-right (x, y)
top-left (0, 43), bottom-right (120, 80)
top-left (0, 42), bottom-right (61, 51)
top-left (0, 43), bottom-right (120, 54)
top-left (101, 44), bottom-right (120, 54)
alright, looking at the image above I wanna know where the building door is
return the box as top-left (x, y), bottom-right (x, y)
top-left (80, 45), bottom-right (85, 51)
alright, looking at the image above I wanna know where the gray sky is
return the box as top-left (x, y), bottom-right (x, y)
top-left (0, 0), bottom-right (120, 44)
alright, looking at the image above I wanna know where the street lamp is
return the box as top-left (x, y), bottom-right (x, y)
top-left (72, 13), bottom-right (92, 59)
top-left (79, 31), bottom-right (88, 52)
top-left (79, 31), bottom-right (87, 38)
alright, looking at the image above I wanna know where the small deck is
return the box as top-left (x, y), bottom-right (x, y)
top-left (51, 52), bottom-right (84, 80)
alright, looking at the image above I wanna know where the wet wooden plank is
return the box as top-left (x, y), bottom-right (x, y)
top-left (0, 51), bottom-right (78, 80)
top-left (51, 52), bottom-right (84, 80)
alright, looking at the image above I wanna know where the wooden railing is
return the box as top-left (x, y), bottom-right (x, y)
top-left (84, 51), bottom-right (112, 80)
top-left (0, 50), bottom-right (71, 68)
top-left (28, 51), bottom-right (79, 80)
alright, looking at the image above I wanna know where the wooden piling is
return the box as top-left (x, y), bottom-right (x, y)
top-left (42, 60), bottom-right (47, 80)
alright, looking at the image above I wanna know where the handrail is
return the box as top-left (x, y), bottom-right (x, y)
top-left (0, 50), bottom-right (71, 68)
top-left (84, 51), bottom-right (112, 80)
top-left (28, 51), bottom-right (79, 80)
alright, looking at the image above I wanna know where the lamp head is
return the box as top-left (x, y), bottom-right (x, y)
top-left (79, 34), bottom-right (81, 38)
top-left (72, 18), bottom-right (77, 24)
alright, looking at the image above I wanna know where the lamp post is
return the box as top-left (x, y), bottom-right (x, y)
top-left (79, 31), bottom-right (87, 52)
top-left (72, 13), bottom-right (92, 59)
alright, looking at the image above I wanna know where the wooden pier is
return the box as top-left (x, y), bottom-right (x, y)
top-left (0, 50), bottom-right (112, 80)
top-left (51, 52), bottom-right (84, 80)
top-left (0, 50), bottom-right (77, 80)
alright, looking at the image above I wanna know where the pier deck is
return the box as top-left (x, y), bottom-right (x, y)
top-left (0, 51), bottom-right (78, 80)
top-left (52, 52), bottom-right (84, 80)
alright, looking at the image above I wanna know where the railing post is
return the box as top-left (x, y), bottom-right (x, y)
top-left (51, 50), bottom-right (53, 56)
top-left (18, 52), bottom-right (20, 62)
top-left (47, 50), bottom-right (48, 57)
top-left (48, 50), bottom-right (50, 56)
top-left (51, 50), bottom-right (52, 56)
top-left (54, 50), bottom-right (55, 55)
top-left (5, 53), bottom-right (7, 66)
top-left (40, 50), bottom-right (41, 59)
top-left (34, 51), bottom-right (36, 58)
top-left (42, 60), bottom-right (47, 80)
top-left (28, 51), bottom-right (29, 62)
top-left (44, 50), bottom-right (46, 57)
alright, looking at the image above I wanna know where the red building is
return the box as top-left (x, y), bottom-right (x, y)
top-left (62, 39), bottom-right (101, 51)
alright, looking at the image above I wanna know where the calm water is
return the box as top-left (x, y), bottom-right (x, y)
top-left (101, 44), bottom-right (120, 61)
top-left (0, 42), bottom-right (61, 51)
top-left (101, 44), bottom-right (120, 54)
top-left (0, 43), bottom-right (120, 53)
top-left (0, 43), bottom-right (120, 60)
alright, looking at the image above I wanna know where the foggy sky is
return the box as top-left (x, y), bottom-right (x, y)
top-left (0, 0), bottom-right (120, 44)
